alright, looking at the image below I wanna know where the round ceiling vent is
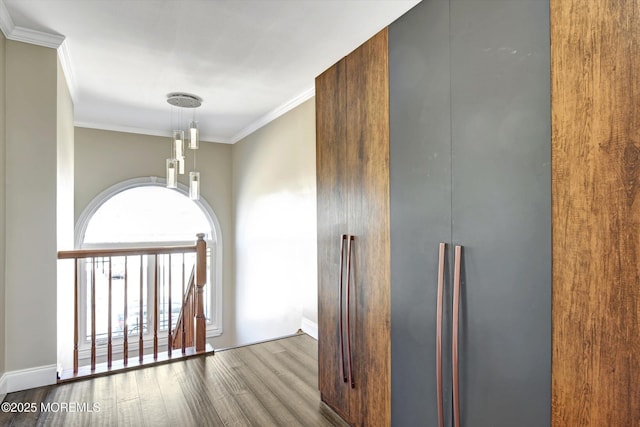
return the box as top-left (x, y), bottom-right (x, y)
top-left (166, 92), bottom-right (203, 108)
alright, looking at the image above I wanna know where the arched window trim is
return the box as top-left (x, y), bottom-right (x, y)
top-left (75, 176), bottom-right (223, 337)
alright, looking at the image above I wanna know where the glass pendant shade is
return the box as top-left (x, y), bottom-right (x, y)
top-left (189, 121), bottom-right (199, 149)
top-left (173, 130), bottom-right (184, 160)
top-left (166, 159), bottom-right (178, 188)
top-left (189, 171), bottom-right (200, 200)
top-left (178, 156), bottom-right (185, 174)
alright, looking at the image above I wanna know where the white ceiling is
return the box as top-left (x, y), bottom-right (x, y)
top-left (0, 0), bottom-right (421, 143)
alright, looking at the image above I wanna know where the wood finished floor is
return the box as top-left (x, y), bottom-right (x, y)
top-left (0, 334), bottom-right (349, 427)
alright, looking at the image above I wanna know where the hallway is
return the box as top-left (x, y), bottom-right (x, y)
top-left (0, 334), bottom-right (347, 426)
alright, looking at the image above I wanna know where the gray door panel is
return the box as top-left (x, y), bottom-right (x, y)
top-left (450, 1), bottom-right (551, 425)
top-left (389, 1), bottom-right (453, 426)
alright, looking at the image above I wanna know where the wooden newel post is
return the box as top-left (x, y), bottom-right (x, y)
top-left (195, 233), bottom-right (207, 352)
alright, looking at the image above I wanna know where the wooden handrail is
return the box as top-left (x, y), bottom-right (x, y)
top-left (57, 233), bottom-right (208, 380)
top-left (58, 244), bottom-right (197, 259)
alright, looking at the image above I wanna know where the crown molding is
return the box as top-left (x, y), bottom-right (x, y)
top-left (58, 40), bottom-right (78, 99)
top-left (8, 25), bottom-right (64, 48)
top-left (201, 133), bottom-right (233, 144)
top-left (229, 85), bottom-right (316, 144)
top-left (0, 0), bottom-right (64, 48)
top-left (0, 0), bottom-right (14, 38)
top-left (74, 83), bottom-right (317, 146)
top-left (0, 1), bottom-right (76, 98)
top-left (74, 121), bottom-right (233, 144)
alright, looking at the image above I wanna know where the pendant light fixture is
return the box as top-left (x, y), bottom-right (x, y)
top-left (166, 93), bottom-right (202, 200)
top-left (166, 159), bottom-right (178, 189)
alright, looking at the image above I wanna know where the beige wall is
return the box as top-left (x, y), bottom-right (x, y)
top-left (0, 30), bottom-right (6, 383)
top-left (4, 41), bottom-right (58, 377)
top-left (232, 98), bottom-right (317, 345)
top-left (74, 128), bottom-right (236, 348)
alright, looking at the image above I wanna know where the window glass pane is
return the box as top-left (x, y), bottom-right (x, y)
top-left (84, 187), bottom-right (210, 243)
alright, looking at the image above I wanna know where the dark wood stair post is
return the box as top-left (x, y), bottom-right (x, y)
top-left (195, 233), bottom-right (207, 352)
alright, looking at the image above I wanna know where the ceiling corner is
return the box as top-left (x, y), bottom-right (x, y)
top-left (0, 0), bottom-right (65, 48)
top-left (58, 40), bottom-right (77, 100)
top-left (0, 0), bottom-right (15, 38)
top-left (0, 0), bottom-right (75, 99)
top-left (7, 25), bottom-right (64, 48)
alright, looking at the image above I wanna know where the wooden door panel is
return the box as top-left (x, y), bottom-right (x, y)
top-left (551, 0), bottom-right (640, 424)
top-left (345, 28), bottom-right (391, 427)
top-left (316, 58), bottom-right (352, 421)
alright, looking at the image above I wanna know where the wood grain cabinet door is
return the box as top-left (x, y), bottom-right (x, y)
top-left (316, 57), bottom-right (353, 423)
top-left (345, 28), bottom-right (390, 427)
top-left (551, 0), bottom-right (640, 425)
top-left (316, 28), bottom-right (391, 427)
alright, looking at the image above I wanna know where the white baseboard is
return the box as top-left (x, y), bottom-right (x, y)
top-left (0, 365), bottom-right (57, 394)
top-left (301, 317), bottom-right (318, 340)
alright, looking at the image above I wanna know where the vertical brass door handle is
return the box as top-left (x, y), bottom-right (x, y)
top-left (436, 243), bottom-right (446, 427)
top-left (345, 235), bottom-right (355, 388)
top-left (452, 245), bottom-right (462, 427)
top-left (339, 234), bottom-right (348, 382)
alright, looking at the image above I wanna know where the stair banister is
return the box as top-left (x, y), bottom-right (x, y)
top-left (195, 233), bottom-right (207, 352)
top-left (57, 234), bottom-right (210, 381)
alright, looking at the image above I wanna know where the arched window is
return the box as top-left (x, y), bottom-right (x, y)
top-left (83, 186), bottom-right (211, 245)
top-left (75, 177), bottom-right (222, 346)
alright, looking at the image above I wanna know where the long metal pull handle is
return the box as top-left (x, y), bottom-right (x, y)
top-left (436, 243), bottom-right (446, 427)
top-left (452, 245), bottom-right (462, 427)
top-left (345, 235), bottom-right (355, 388)
top-left (338, 234), bottom-right (348, 382)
